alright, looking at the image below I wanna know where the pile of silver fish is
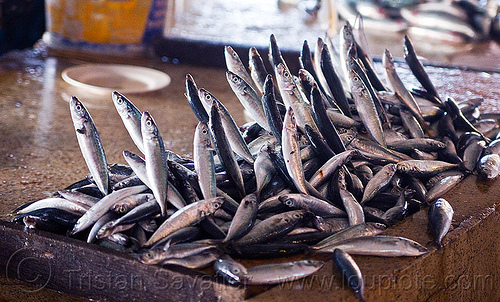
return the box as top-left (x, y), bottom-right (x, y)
top-left (336, 0), bottom-right (499, 43)
top-left (11, 19), bottom-right (500, 299)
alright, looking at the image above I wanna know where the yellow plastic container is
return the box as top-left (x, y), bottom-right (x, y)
top-left (44, 0), bottom-right (167, 56)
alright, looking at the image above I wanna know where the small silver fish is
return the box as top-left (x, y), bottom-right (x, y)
top-left (282, 107), bottom-right (308, 194)
top-left (70, 96), bottom-right (109, 195)
top-left (279, 193), bottom-right (345, 218)
top-left (478, 154), bottom-right (500, 180)
top-left (111, 91), bottom-right (144, 154)
top-left (193, 122), bottom-right (217, 199)
top-left (223, 193), bottom-right (259, 242)
top-left (15, 197), bottom-right (89, 215)
top-left (145, 197), bottom-right (224, 246)
top-left (333, 249), bottom-right (366, 302)
top-left (397, 160), bottom-right (459, 177)
top-left (316, 235), bottom-right (429, 256)
top-left (428, 197), bottom-right (454, 247)
top-left (245, 260), bottom-right (324, 285)
top-left (254, 144), bottom-right (276, 196)
top-left (198, 89), bottom-right (254, 164)
top-left (313, 222), bottom-right (387, 250)
top-left (226, 71), bottom-right (270, 131)
top-left (361, 163), bottom-right (397, 204)
top-left (141, 111), bottom-right (168, 216)
top-left (71, 185), bottom-right (148, 235)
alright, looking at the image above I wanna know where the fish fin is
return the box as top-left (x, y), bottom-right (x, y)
top-left (162, 238), bottom-right (172, 251)
top-left (76, 126), bottom-right (86, 135)
top-left (426, 239), bottom-right (443, 251)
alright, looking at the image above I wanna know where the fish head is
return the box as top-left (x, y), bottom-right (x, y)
top-left (407, 241), bottom-right (429, 255)
top-left (341, 23), bottom-right (354, 45)
top-left (196, 121), bottom-right (210, 137)
top-left (278, 195), bottom-right (296, 208)
top-left (22, 216), bottom-right (38, 228)
top-left (368, 222), bottom-right (388, 233)
top-left (478, 154), bottom-right (500, 180)
top-left (249, 46), bottom-right (259, 59)
top-left (286, 210), bottom-right (309, 223)
top-left (226, 71), bottom-right (243, 87)
top-left (340, 131), bottom-right (357, 145)
top-left (70, 96), bottom-right (89, 122)
top-left (347, 43), bottom-right (358, 62)
top-left (185, 73), bottom-right (195, 84)
top-left (275, 63), bottom-right (293, 86)
top-left (198, 88), bottom-right (217, 107)
top-left (403, 35), bottom-right (413, 56)
top-left (96, 221), bottom-right (115, 239)
top-left (111, 91), bottom-right (131, 115)
top-left (348, 70), bottom-right (363, 90)
top-left (112, 201), bottom-right (130, 214)
top-left (435, 141), bottom-right (446, 149)
top-left (139, 219), bottom-right (158, 233)
top-left (141, 111), bottom-right (159, 138)
top-left (263, 74), bottom-right (274, 90)
top-left (224, 45), bottom-right (238, 62)
top-left (138, 247), bottom-right (163, 264)
top-left (396, 162), bottom-right (410, 174)
top-left (298, 69), bottom-right (314, 83)
top-left (382, 49), bottom-right (395, 70)
top-left (213, 258), bottom-right (248, 285)
top-left (123, 150), bottom-right (144, 165)
top-left (210, 197), bottom-right (225, 212)
top-left (241, 194), bottom-right (258, 207)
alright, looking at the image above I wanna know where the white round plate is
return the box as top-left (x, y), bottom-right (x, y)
top-left (62, 64), bottom-right (170, 95)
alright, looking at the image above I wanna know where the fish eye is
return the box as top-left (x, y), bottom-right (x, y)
top-left (232, 267), bottom-right (240, 273)
top-left (75, 104), bottom-right (82, 111)
top-left (213, 202), bottom-right (221, 209)
top-left (206, 94), bottom-right (211, 100)
top-left (117, 98), bottom-right (123, 105)
top-left (202, 128), bottom-right (208, 134)
top-left (285, 199), bottom-right (293, 206)
top-left (283, 218), bottom-right (290, 223)
top-left (146, 120), bottom-right (153, 127)
top-left (293, 213), bottom-right (301, 218)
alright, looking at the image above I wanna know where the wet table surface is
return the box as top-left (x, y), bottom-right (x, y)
top-left (0, 41), bottom-right (499, 301)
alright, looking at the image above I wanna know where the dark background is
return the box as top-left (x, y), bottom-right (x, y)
top-left (0, 0), bottom-right (45, 55)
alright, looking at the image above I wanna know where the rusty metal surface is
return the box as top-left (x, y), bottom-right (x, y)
top-left (0, 45), bottom-right (499, 301)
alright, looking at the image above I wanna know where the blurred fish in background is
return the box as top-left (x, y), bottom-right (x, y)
top-left (334, 0), bottom-right (500, 43)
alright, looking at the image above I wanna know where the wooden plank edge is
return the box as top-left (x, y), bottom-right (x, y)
top-left (0, 220), bottom-right (245, 302)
